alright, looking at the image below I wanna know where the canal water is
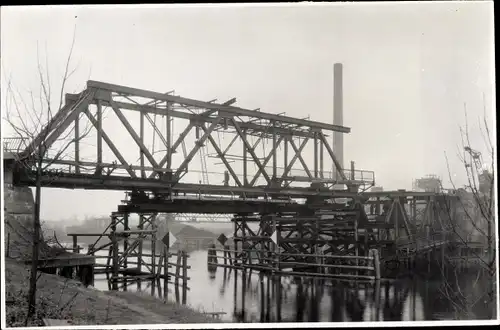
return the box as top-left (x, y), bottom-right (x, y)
top-left (83, 247), bottom-right (495, 322)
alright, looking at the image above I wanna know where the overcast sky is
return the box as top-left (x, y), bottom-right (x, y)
top-left (1, 2), bottom-right (495, 221)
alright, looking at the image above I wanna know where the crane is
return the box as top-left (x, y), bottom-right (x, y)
top-left (464, 146), bottom-right (482, 168)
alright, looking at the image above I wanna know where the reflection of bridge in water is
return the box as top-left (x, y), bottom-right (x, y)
top-left (215, 268), bottom-right (434, 322)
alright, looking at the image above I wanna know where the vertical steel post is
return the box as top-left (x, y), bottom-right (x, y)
top-left (319, 135), bottom-right (324, 178)
top-left (243, 131), bottom-right (247, 185)
top-left (272, 122), bottom-right (277, 180)
top-left (283, 137), bottom-right (288, 178)
top-left (394, 200), bottom-right (399, 240)
top-left (333, 63), bottom-right (344, 174)
top-left (97, 101), bottom-right (103, 173)
top-left (75, 112), bottom-right (80, 174)
top-left (140, 111), bottom-right (145, 178)
top-left (314, 132), bottom-right (318, 178)
top-left (166, 102), bottom-right (172, 170)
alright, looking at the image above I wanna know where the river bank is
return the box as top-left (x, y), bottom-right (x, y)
top-left (4, 258), bottom-right (218, 327)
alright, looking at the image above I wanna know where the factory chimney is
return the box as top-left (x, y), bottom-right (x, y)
top-left (333, 63), bottom-right (344, 178)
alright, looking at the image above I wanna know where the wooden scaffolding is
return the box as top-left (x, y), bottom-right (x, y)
top-left (69, 210), bottom-right (190, 304)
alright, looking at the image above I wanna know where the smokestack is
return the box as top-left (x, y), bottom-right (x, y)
top-left (333, 63), bottom-right (344, 175)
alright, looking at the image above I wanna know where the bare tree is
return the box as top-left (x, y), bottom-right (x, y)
top-left (438, 100), bottom-right (496, 319)
top-left (3, 29), bottom-right (92, 324)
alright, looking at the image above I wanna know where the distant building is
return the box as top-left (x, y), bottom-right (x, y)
top-left (479, 169), bottom-right (494, 195)
top-left (413, 175), bottom-right (442, 193)
top-left (371, 186), bottom-right (384, 192)
top-left (92, 217), bottom-right (108, 229)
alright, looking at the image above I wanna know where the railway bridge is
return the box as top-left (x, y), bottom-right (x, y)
top-left (3, 80), bottom-right (461, 281)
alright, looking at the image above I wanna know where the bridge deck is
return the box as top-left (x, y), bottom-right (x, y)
top-left (118, 199), bottom-right (307, 214)
top-left (13, 169), bottom-right (456, 201)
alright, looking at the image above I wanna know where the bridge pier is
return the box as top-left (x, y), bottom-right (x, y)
top-left (229, 198), bottom-right (387, 280)
top-left (72, 209), bottom-right (191, 304)
top-left (77, 265), bottom-right (94, 286)
top-left (108, 211), bottom-right (161, 290)
top-left (60, 266), bottom-right (74, 279)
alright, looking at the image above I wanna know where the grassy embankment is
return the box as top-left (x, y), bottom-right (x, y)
top-left (4, 259), bottom-right (219, 327)
top-left (5, 187), bottom-right (220, 326)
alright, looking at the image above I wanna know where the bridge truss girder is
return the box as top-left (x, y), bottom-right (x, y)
top-left (12, 80), bottom-right (375, 199)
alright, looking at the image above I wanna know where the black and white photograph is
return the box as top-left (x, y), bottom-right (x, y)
top-left (0, 2), bottom-right (497, 328)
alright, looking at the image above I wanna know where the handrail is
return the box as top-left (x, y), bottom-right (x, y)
top-left (208, 247), bottom-right (381, 280)
top-left (396, 232), bottom-right (449, 250)
top-left (3, 137), bottom-right (30, 153)
top-left (278, 252), bottom-right (373, 260)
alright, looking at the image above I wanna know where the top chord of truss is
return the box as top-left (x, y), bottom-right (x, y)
top-left (9, 79), bottom-right (373, 197)
top-left (85, 80), bottom-right (351, 136)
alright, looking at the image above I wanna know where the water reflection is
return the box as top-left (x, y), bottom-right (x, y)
top-left (192, 250), bottom-right (494, 322)
top-left (90, 249), bottom-right (495, 322)
top-left (203, 265), bottom-right (422, 322)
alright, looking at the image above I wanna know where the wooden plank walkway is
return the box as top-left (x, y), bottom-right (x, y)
top-left (23, 253), bottom-right (95, 269)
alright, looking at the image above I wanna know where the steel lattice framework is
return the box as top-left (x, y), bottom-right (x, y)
top-left (11, 80), bottom-right (375, 206)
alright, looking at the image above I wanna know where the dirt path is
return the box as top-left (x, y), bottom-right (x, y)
top-left (5, 259), bottom-right (218, 326)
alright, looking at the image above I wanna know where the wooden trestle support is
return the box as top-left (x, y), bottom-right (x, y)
top-left (82, 210), bottom-right (190, 303)
top-left (230, 191), bottom-right (458, 279)
top-left (107, 212), bottom-right (159, 291)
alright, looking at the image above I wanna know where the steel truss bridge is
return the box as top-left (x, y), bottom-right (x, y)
top-left (4, 80), bottom-right (466, 278)
top-left (5, 80), bottom-right (377, 217)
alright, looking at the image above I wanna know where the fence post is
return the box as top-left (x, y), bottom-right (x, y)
top-left (207, 243), bottom-right (217, 269)
top-left (175, 252), bottom-right (181, 302)
top-left (182, 251), bottom-right (188, 305)
top-left (72, 235), bottom-right (78, 253)
top-left (163, 246), bottom-right (168, 302)
top-left (111, 233), bottom-right (119, 290)
top-left (228, 245), bottom-right (233, 266)
top-left (371, 249), bottom-right (381, 280)
top-left (223, 245), bottom-right (228, 266)
top-left (224, 245), bottom-right (232, 266)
